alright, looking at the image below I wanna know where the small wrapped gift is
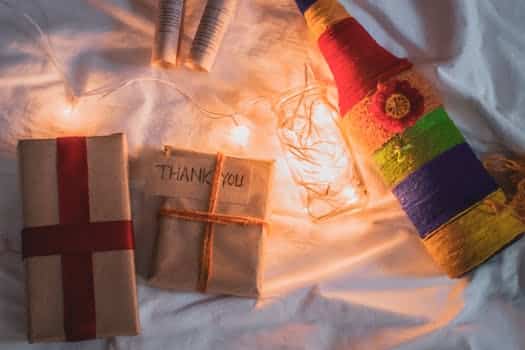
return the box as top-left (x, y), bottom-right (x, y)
top-left (18, 133), bottom-right (140, 343)
top-left (148, 147), bottom-right (274, 297)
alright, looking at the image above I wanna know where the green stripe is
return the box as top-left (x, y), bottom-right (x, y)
top-left (373, 107), bottom-right (465, 187)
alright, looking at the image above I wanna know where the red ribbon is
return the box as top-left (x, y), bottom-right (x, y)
top-left (22, 221), bottom-right (135, 258)
top-left (21, 137), bottom-right (134, 341)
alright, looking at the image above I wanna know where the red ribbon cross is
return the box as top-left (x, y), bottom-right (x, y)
top-left (22, 137), bottom-right (134, 341)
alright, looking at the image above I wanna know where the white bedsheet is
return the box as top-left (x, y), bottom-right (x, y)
top-left (1, 0), bottom-right (525, 349)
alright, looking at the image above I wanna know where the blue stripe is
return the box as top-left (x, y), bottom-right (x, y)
top-left (393, 143), bottom-right (498, 238)
top-left (294, 0), bottom-right (318, 14)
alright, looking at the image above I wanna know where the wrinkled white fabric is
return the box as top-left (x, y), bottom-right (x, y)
top-left (1, 0), bottom-right (525, 349)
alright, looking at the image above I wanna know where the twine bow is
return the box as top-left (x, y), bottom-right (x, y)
top-left (483, 154), bottom-right (525, 222)
top-left (159, 148), bottom-right (269, 293)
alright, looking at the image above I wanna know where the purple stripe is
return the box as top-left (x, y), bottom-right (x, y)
top-left (295, 0), bottom-right (318, 13)
top-left (393, 143), bottom-right (498, 238)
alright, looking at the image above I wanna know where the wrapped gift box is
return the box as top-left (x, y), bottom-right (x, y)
top-left (18, 133), bottom-right (140, 342)
top-left (149, 148), bottom-right (274, 297)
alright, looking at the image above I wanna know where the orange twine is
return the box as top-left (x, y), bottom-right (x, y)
top-left (159, 149), bottom-right (269, 293)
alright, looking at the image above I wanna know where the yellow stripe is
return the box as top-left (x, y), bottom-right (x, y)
top-left (304, 0), bottom-right (351, 39)
top-left (422, 189), bottom-right (525, 278)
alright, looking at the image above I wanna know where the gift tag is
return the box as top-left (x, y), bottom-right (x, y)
top-left (146, 150), bottom-right (253, 205)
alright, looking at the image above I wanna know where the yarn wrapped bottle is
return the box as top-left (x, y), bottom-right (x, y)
top-left (294, 0), bottom-right (525, 277)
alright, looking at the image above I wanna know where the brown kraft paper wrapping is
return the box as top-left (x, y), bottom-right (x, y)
top-left (18, 133), bottom-right (140, 342)
top-left (148, 148), bottom-right (274, 297)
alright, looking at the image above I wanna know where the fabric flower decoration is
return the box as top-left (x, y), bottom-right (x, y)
top-left (369, 80), bottom-right (424, 132)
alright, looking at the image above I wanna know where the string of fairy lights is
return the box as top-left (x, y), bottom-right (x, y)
top-left (0, 0), bottom-right (250, 139)
top-left (1, 0), bottom-right (367, 220)
top-left (2, 0), bottom-right (524, 226)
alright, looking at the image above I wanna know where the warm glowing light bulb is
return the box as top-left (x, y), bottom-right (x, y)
top-left (62, 103), bottom-right (73, 118)
top-left (312, 102), bottom-right (336, 126)
top-left (341, 186), bottom-right (359, 203)
top-left (230, 125), bottom-right (251, 147)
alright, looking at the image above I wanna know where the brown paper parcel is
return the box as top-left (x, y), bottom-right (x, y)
top-left (149, 148), bottom-right (274, 297)
top-left (18, 133), bottom-right (140, 342)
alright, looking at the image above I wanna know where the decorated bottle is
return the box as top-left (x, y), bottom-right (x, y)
top-left (294, 0), bottom-right (525, 277)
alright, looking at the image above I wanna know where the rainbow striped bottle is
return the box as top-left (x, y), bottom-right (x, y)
top-left (295, 0), bottom-right (525, 277)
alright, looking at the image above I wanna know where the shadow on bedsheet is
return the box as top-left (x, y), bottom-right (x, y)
top-left (67, 47), bottom-right (151, 98)
top-left (353, 0), bottom-right (461, 64)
